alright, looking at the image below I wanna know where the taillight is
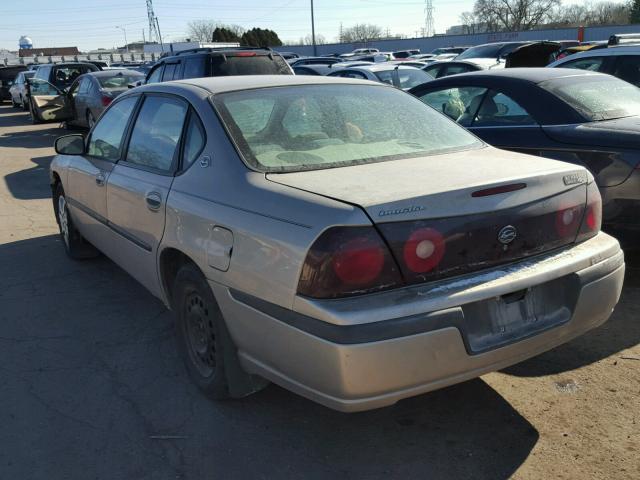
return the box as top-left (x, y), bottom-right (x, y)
top-left (101, 95), bottom-right (112, 107)
top-left (403, 227), bottom-right (445, 273)
top-left (555, 204), bottom-right (583, 237)
top-left (297, 226), bottom-right (403, 299)
top-left (576, 182), bottom-right (602, 242)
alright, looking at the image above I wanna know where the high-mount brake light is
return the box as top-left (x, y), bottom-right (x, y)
top-left (233, 52), bottom-right (257, 57)
top-left (297, 226), bottom-right (403, 299)
top-left (471, 183), bottom-right (527, 197)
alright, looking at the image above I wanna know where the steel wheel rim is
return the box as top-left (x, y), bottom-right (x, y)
top-left (184, 292), bottom-right (216, 378)
top-left (58, 195), bottom-right (69, 247)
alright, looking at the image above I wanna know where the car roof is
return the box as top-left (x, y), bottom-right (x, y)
top-left (163, 74), bottom-right (388, 94)
top-left (553, 44), bottom-right (640, 62)
top-left (86, 69), bottom-right (143, 77)
top-left (348, 64), bottom-right (421, 72)
top-left (430, 67), bottom-right (605, 84)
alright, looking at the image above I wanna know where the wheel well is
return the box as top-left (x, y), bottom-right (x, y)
top-left (159, 248), bottom-right (199, 307)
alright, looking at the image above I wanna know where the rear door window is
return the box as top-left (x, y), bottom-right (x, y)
top-left (183, 57), bottom-right (206, 79)
top-left (440, 64), bottom-right (474, 77)
top-left (182, 112), bottom-right (206, 168)
top-left (471, 91), bottom-right (536, 127)
top-left (125, 95), bottom-right (188, 171)
top-left (162, 63), bottom-right (178, 82)
top-left (419, 86), bottom-right (488, 126)
top-left (611, 55), bottom-right (640, 87)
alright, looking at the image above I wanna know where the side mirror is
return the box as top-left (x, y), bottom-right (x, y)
top-left (128, 80), bottom-right (143, 89)
top-left (55, 134), bottom-right (85, 155)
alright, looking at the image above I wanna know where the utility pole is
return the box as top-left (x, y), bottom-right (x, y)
top-left (155, 17), bottom-right (164, 51)
top-left (142, 29), bottom-right (146, 43)
top-left (116, 26), bottom-right (129, 52)
top-left (310, 0), bottom-right (317, 56)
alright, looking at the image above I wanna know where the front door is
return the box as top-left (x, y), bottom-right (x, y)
top-left (106, 94), bottom-right (189, 296)
top-left (65, 96), bottom-right (139, 250)
top-left (28, 78), bottom-right (72, 122)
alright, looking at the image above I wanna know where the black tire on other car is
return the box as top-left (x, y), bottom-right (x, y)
top-left (11, 97), bottom-right (20, 108)
top-left (53, 183), bottom-right (99, 259)
top-left (22, 96), bottom-right (29, 111)
top-left (173, 263), bottom-right (232, 399)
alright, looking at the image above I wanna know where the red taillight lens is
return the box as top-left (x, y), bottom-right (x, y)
top-left (577, 182), bottom-right (602, 242)
top-left (101, 95), bottom-right (112, 107)
top-left (297, 226), bottom-right (402, 299)
top-left (403, 227), bottom-right (445, 273)
top-left (233, 52), bottom-right (257, 57)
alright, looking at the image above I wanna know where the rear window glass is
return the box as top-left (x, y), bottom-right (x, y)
top-left (215, 84), bottom-right (482, 172)
top-left (540, 75), bottom-right (640, 121)
top-left (211, 55), bottom-right (291, 76)
top-left (97, 73), bottom-right (144, 89)
top-left (396, 69), bottom-right (432, 89)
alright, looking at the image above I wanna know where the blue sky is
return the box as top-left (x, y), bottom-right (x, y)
top-left (0, 0), bottom-right (627, 51)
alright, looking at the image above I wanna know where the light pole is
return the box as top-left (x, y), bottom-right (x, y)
top-left (310, 0), bottom-right (317, 56)
top-left (116, 26), bottom-right (129, 53)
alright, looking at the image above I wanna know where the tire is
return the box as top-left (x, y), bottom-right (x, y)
top-left (53, 183), bottom-right (99, 260)
top-left (86, 111), bottom-right (95, 130)
top-left (21, 96), bottom-right (28, 111)
top-left (173, 263), bottom-right (231, 399)
top-left (11, 97), bottom-right (19, 108)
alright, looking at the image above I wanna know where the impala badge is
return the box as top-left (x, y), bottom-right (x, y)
top-left (498, 225), bottom-right (517, 245)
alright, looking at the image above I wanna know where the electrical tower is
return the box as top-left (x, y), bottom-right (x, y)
top-left (424, 0), bottom-right (435, 37)
top-left (146, 0), bottom-right (160, 43)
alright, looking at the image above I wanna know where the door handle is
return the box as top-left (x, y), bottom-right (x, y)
top-left (145, 192), bottom-right (162, 211)
top-left (95, 172), bottom-right (106, 186)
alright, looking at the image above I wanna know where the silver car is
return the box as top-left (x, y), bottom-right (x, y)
top-left (8, 70), bottom-right (35, 109)
top-left (50, 76), bottom-right (625, 412)
top-left (327, 64), bottom-right (433, 90)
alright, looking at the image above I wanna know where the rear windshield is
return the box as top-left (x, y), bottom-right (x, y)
top-left (457, 43), bottom-right (521, 60)
top-left (214, 84), bottom-right (482, 172)
top-left (97, 73), bottom-right (144, 89)
top-left (211, 54), bottom-right (291, 76)
top-left (540, 75), bottom-right (640, 121)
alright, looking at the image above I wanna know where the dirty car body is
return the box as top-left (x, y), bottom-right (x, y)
top-left (49, 76), bottom-right (624, 412)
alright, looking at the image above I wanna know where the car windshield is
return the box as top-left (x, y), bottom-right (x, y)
top-left (540, 75), bottom-right (640, 121)
top-left (214, 84), bottom-right (482, 172)
top-left (97, 73), bottom-right (144, 89)
top-left (456, 43), bottom-right (521, 60)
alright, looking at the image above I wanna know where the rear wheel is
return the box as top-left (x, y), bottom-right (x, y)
top-left (21, 96), bottom-right (28, 111)
top-left (29, 99), bottom-right (42, 124)
top-left (53, 184), bottom-right (99, 259)
top-left (11, 96), bottom-right (19, 108)
top-left (173, 264), bottom-right (231, 399)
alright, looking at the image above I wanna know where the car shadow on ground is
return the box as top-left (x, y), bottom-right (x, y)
top-left (0, 234), bottom-right (537, 479)
top-left (3, 155), bottom-right (53, 200)
top-left (503, 247), bottom-right (640, 378)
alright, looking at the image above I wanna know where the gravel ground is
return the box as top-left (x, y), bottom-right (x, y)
top-left (0, 104), bottom-right (638, 479)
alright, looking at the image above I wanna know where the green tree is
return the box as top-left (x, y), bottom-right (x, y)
top-left (241, 28), bottom-right (283, 47)
top-left (212, 27), bottom-right (241, 43)
top-left (631, 0), bottom-right (640, 23)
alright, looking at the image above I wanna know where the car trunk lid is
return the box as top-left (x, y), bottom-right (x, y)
top-left (268, 147), bottom-right (590, 284)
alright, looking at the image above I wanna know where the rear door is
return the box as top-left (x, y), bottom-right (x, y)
top-left (609, 55), bottom-right (640, 87)
top-left (105, 94), bottom-right (189, 295)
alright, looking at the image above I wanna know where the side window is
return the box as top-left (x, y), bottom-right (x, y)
top-left (560, 57), bottom-right (605, 72)
top-left (29, 78), bottom-right (63, 96)
top-left (162, 63), bottom-right (178, 82)
top-left (125, 96), bottom-right (188, 171)
top-left (77, 78), bottom-right (90, 94)
top-left (182, 112), bottom-right (206, 168)
top-left (441, 64), bottom-right (473, 78)
top-left (146, 65), bottom-right (163, 84)
top-left (472, 91), bottom-right (536, 127)
top-left (419, 86), bottom-right (488, 126)
top-left (375, 70), bottom-right (394, 85)
top-left (612, 56), bottom-right (640, 87)
top-left (423, 65), bottom-right (440, 77)
top-left (88, 96), bottom-right (138, 161)
top-left (183, 57), bottom-right (206, 79)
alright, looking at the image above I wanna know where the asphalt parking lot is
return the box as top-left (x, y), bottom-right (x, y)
top-left (0, 103), bottom-right (638, 480)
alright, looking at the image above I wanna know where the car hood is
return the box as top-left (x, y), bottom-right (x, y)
top-left (266, 146), bottom-right (589, 222)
